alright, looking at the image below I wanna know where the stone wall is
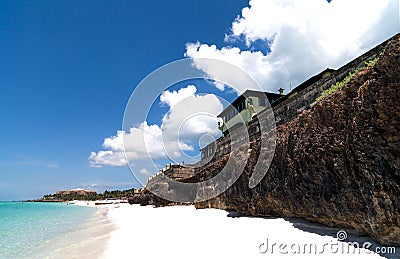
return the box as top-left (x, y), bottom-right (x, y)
top-left (164, 165), bottom-right (196, 180)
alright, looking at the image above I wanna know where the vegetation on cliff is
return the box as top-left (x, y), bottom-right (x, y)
top-left (316, 57), bottom-right (379, 102)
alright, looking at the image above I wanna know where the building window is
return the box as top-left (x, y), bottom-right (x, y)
top-left (237, 102), bottom-right (242, 112)
top-left (264, 98), bottom-right (275, 106)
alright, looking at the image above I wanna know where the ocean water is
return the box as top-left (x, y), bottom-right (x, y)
top-left (0, 202), bottom-right (111, 259)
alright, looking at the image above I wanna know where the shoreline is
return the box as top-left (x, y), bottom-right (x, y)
top-left (38, 201), bottom-right (116, 259)
top-left (0, 201), bottom-right (115, 259)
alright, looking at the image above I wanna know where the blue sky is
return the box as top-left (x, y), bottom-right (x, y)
top-left (1, 0), bottom-right (397, 200)
top-left (0, 0), bottom-right (249, 200)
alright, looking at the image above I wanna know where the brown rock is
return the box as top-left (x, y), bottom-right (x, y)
top-left (194, 34), bottom-right (400, 246)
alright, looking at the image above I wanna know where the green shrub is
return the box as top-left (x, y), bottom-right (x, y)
top-left (365, 57), bottom-right (379, 68)
top-left (316, 57), bottom-right (379, 102)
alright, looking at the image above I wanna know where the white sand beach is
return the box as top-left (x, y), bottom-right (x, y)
top-left (97, 204), bottom-right (390, 259)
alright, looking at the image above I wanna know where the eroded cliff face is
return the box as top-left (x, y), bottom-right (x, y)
top-left (195, 35), bottom-right (400, 246)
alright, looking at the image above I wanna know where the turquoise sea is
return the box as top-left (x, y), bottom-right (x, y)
top-left (0, 202), bottom-right (111, 259)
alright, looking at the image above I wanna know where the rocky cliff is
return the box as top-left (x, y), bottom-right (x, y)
top-left (194, 34), bottom-right (400, 246)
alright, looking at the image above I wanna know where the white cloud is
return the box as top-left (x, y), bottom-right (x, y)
top-left (185, 43), bottom-right (278, 93)
top-left (160, 85), bottom-right (197, 107)
top-left (161, 90), bottom-right (223, 144)
top-left (89, 85), bottom-right (223, 168)
top-left (140, 168), bottom-right (152, 175)
top-left (88, 150), bottom-right (127, 167)
top-left (185, 0), bottom-right (399, 94)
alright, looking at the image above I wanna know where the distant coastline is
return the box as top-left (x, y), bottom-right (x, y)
top-left (27, 187), bottom-right (139, 203)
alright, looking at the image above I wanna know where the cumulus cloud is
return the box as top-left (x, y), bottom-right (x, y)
top-left (185, 0), bottom-right (399, 94)
top-left (89, 150), bottom-right (127, 167)
top-left (160, 85), bottom-right (197, 107)
top-left (160, 86), bottom-right (223, 143)
top-left (89, 85), bottom-right (223, 168)
top-left (185, 44), bottom-right (277, 93)
top-left (89, 122), bottom-right (167, 168)
top-left (140, 168), bottom-right (152, 176)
